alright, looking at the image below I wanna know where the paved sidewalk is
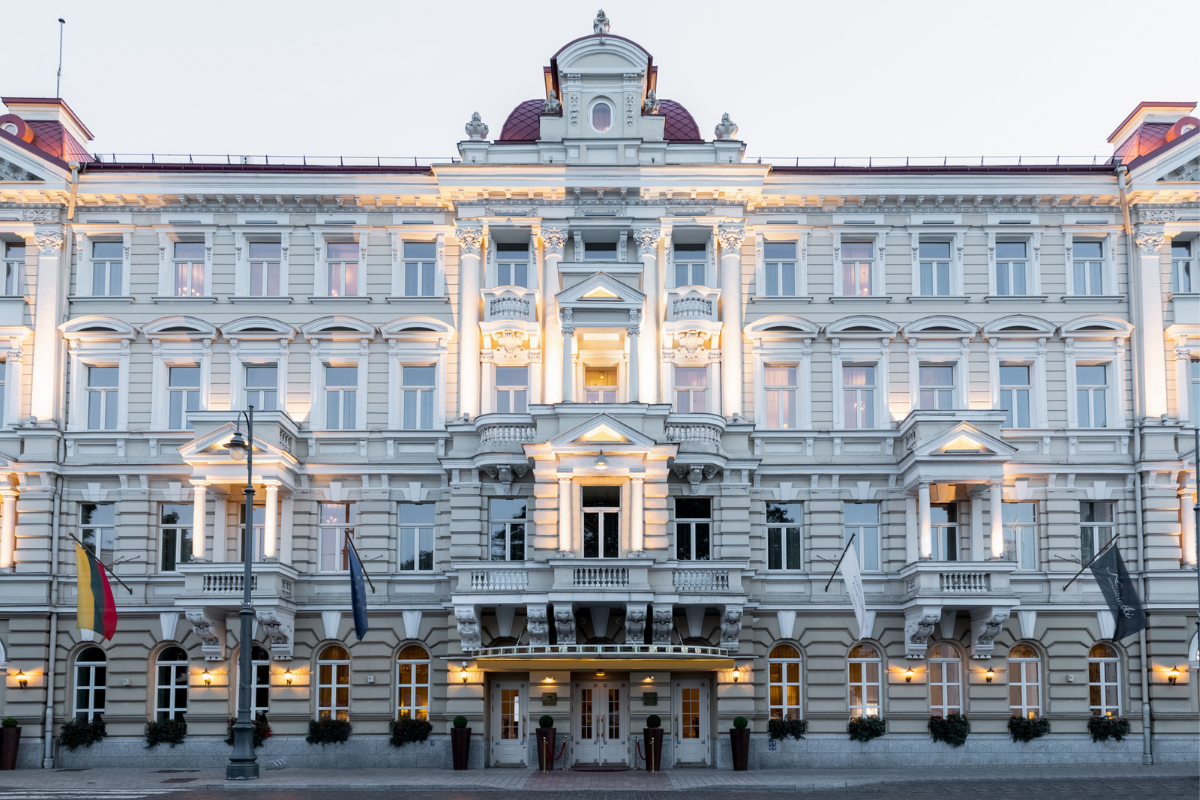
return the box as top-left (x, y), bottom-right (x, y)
top-left (0, 764), bottom-right (1195, 792)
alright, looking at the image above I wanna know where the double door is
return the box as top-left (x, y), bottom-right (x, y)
top-left (574, 681), bottom-right (628, 766)
top-left (490, 680), bottom-right (526, 765)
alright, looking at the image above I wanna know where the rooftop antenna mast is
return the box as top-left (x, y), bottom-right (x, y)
top-left (56, 18), bottom-right (65, 97)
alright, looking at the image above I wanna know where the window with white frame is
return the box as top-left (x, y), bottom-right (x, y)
top-left (401, 365), bottom-right (436, 429)
top-left (764, 242), bottom-right (797, 296)
top-left (167, 366), bottom-right (201, 430)
top-left (160, 503), bottom-right (194, 572)
top-left (0, 359), bottom-right (6, 424)
top-left (238, 644), bottom-right (271, 715)
top-left (764, 365), bottom-right (798, 429)
top-left (843, 365), bottom-right (876, 428)
top-left (1072, 241), bottom-right (1105, 295)
top-left (581, 485), bottom-right (620, 558)
top-left (766, 502), bottom-right (802, 570)
top-left (928, 643), bottom-right (962, 717)
top-left (319, 502), bottom-right (356, 573)
top-left (316, 644), bottom-right (350, 721)
top-left (918, 365), bottom-right (955, 410)
top-left (674, 243), bottom-right (706, 286)
top-left (1088, 643), bottom-right (1120, 717)
top-left (1172, 240), bottom-right (1194, 293)
top-left (848, 643), bottom-right (882, 717)
top-left (324, 365), bottom-right (358, 430)
top-left (1009, 643), bottom-right (1041, 719)
top-left (844, 502), bottom-right (880, 571)
top-left (999, 364), bottom-right (1031, 428)
top-left (495, 366), bottom-right (529, 414)
top-left (489, 498), bottom-right (527, 561)
top-left (919, 241), bottom-right (952, 296)
top-left (1192, 359), bottom-right (1200, 425)
top-left (80, 502), bottom-right (115, 564)
top-left (842, 241), bottom-right (874, 296)
top-left (397, 644), bottom-right (429, 720)
top-left (584, 365), bottom-right (618, 403)
top-left (675, 497), bottom-right (711, 561)
top-left (244, 364), bottom-right (278, 412)
top-left (172, 242), bottom-right (205, 297)
top-left (931, 503), bottom-right (958, 561)
top-left (399, 503), bottom-right (434, 571)
top-left (1076, 364), bottom-right (1108, 427)
top-left (1080, 501), bottom-right (1114, 564)
top-left (239, 505), bottom-right (268, 562)
top-left (74, 646), bottom-right (106, 722)
top-left (674, 366), bottom-right (708, 413)
top-left (496, 242), bottom-right (530, 287)
top-left (403, 242), bottom-right (436, 297)
top-left (326, 242), bottom-right (360, 297)
top-left (90, 241), bottom-right (121, 297)
top-left (155, 646), bottom-right (189, 722)
top-left (995, 241), bottom-right (1028, 295)
top-left (2, 242), bottom-right (26, 296)
top-left (1002, 502), bottom-right (1037, 570)
top-left (768, 644), bottom-right (802, 720)
top-left (86, 366), bottom-right (119, 430)
top-left (248, 242), bottom-right (282, 297)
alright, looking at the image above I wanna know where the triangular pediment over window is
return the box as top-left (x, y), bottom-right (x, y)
top-left (911, 422), bottom-right (1017, 459)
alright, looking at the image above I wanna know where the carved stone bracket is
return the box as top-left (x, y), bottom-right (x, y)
top-left (542, 228), bottom-right (566, 257)
top-left (1134, 227), bottom-right (1166, 255)
top-left (455, 606), bottom-right (481, 651)
top-left (455, 226), bottom-right (483, 256)
top-left (969, 606), bottom-right (1012, 659)
top-left (625, 603), bottom-right (647, 645)
top-left (717, 226), bottom-right (745, 251)
top-left (720, 605), bottom-right (743, 651)
top-left (484, 463), bottom-right (529, 495)
top-left (672, 463), bottom-right (721, 495)
top-left (184, 609), bottom-right (227, 661)
top-left (651, 604), bottom-right (673, 646)
top-left (634, 227), bottom-right (660, 257)
top-left (553, 605), bottom-right (576, 645)
top-left (255, 607), bottom-right (295, 661)
top-left (904, 605), bottom-right (942, 659)
top-left (526, 604), bottom-right (550, 647)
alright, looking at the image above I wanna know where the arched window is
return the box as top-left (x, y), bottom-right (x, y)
top-left (1009, 643), bottom-right (1041, 718)
top-left (928, 643), bottom-right (962, 717)
top-left (848, 643), bottom-right (881, 717)
top-left (238, 645), bottom-right (271, 715)
top-left (769, 644), bottom-right (803, 721)
top-left (74, 646), bottom-right (106, 722)
top-left (155, 646), bottom-right (189, 722)
top-left (1088, 643), bottom-right (1120, 717)
top-left (317, 645), bottom-right (350, 721)
top-left (397, 645), bottom-right (430, 720)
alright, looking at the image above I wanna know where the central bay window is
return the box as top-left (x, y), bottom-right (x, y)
top-left (317, 645), bottom-right (350, 721)
top-left (581, 485), bottom-right (620, 558)
top-left (326, 242), bottom-right (359, 297)
top-left (1173, 240), bottom-right (1194, 293)
top-left (160, 503), bottom-right (194, 572)
top-left (401, 365), bottom-right (436, 429)
top-left (674, 243), bottom-right (707, 286)
top-left (928, 643), bottom-right (962, 717)
top-left (675, 497), bottom-right (711, 561)
top-left (80, 502), bottom-right (115, 563)
top-left (842, 241), bottom-right (874, 296)
top-left (999, 364), bottom-right (1031, 428)
top-left (764, 365), bottom-right (798, 429)
top-left (843, 365), bottom-right (876, 428)
top-left (495, 366), bottom-right (529, 414)
top-left (319, 502), bottom-right (356, 572)
top-left (584, 366), bottom-right (617, 403)
top-left (1072, 241), bottom-right (1105, 295)
top-left (931, 503), bottom-right (958, 561)
top-left (90, 241), bottom-right (121, 296)
top-left (489, 498), bottom-right (527, 561)
top-left (844, 502), bottom-right (880, 571)
top-left (155, 646), bottom-right (189, 722)
top-left (399, 503), bottom-right (434, 571)
top-left (244, 364), bottom-right (278, 412)
top-left (2, 242), bottom-right (25, 296)
top-left (1009, 643), bottom-right (1042, 718)
top-left (1002, 502), bottom-right (1037, 569)
top-left (325, 365), bottom-right (358, 430)
top-left (173, 242), bottom-right (205, 297)
top-left (168, 366), bottom-right (201, 430)
top-left (768, 644), bottom-right (803, 721)
top-left (918, 241), bottom-right (952, 296)
top-left (764, 241), bottom-right (797, 296)
top-left (74, 646), bottom-right (106, 722)
top-left (1076, 364), bottom-right (1108, 427)
top-left (767, 502), bottom-right (802, 570)
top-left (995, 241), bottom-right (1028, 295)
top-left (918, 365), bottom-right (954, 410)
top-left (86, 366), bottom-right (119, 430)
top-left (496, 242), bottom-right (529, 287)
top-left (403, 242), bottom-right (437, 296)
top-left (674, 367), bottom-right (708, 413)
top-left (848, 643), bottom-right (882, 717)
top-left (397, 645), bottom-right (430, 720)
top-left (1088, 643), bottom-right (1120, 717)
top-left (248, 242), bottom-right (282, 297)
top-left (1080, 501), bottom-right (1114, 563)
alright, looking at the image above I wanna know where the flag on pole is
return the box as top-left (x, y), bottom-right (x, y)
top-left (1089, 543), bottom-right (1146, 641)
top-left (75, 543), bottom-right (117, 640)
top-left (347, 537), bottom-right (369, 641)
top-left (839, 541), bottom-right (868, 638)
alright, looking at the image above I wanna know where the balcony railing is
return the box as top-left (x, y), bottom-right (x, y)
top-left (471, 643), bottom-right (731, 658)
top-left (899, 560), bottom-right (1015, 602)
top-left (574, 566), bottom-right (629, 588)
top-left (673, 568), bottom-right (730, 592)
top-left (201, 572), bottom-right (258, 594)
top-left (939, 571), bottom-right (990, 593)
top-left (666, 287), bottom-right (721, 324)
top-left (177, 562), bottom-right (298, 603)
top-left (482, 287), bottom-right (536, 323)
top-left (471, 568), bottom-right (528, 591)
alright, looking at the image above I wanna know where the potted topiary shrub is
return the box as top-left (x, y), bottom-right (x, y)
top-left (928, 713), bottom-right (970, 747)
top-left (729, 716), bottom-right (751, 771)
top-left (1008, 716), bottom-right (1050, 743)
top-left (1087, 716), bottom-right (1131, 742)
top-left (450, 715), bottom-right (471, 770)
top-left (643, 714), bottom-right (663, 772)
top-left (847, 715), bottom-right (886, 742)
top-left (536, 715), bottom-right (556, 772)
top-left (0, 716), bottom-right (20, 771)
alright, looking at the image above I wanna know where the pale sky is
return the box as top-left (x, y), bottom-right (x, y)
top-left (4, 0), bottom-right (1198, 161)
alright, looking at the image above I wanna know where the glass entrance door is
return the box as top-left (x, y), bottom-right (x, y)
top-left (574, 681), bottom-right (627, 766)
top-left (582, 486), bottom-right (620, 558)
top-left (674, 680), bottom-right (709, 764)
top-left (490, 680), bottom-right (526, 765)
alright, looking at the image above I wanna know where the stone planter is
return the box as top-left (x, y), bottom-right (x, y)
top-left (0, 726), bottom-right (21, 771)
top-left (535, 727), bottom-right (556, 772)
top-left (642, 727), bottom-right (663, 772)
top-left (450, 727), bottom-right (471, 770)
top-left (729, 727), bottom-right (750, 771)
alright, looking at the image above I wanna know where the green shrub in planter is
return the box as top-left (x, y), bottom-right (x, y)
top-left (1, 717), bottom-right (17, 727)
top-left (452, 715), bottom-right (469, 729)
top-left (225, 713), bottom-right (272, 748)
top-left (60, 717), bottom-right (107, 750)
top-left (1008, 716), bottom-right (1051, 743)
top-left (145, 717), bottom-right (187, 748)
top-left (389, 717), bottom-right (432, 747)
top-left (1087, 716), bottom-right (1130, 742)
top-left (539, 715), bottom-right (554, 729)
top-left (732, 716), bottom-right (749, 730)
top-left (646, 714), bottom-right (661, 728)
top-left (768, 718), bottom-right (807, 740)
top-left (847, 716), bottom-right (886, 742)
top-left (928, 713), bottom-right (970, 747)
top-left (306, 718), bottom-right (352, 745)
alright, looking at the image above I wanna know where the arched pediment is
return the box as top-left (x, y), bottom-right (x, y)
top-left (300, 316), bottom-right (376, 338)
top-left (219, 317), bottom-right (295, 339)
top-left (745, 315), bottom-right (820, 337)
top-left (553, 34), bottom-right (652, 73)
top-left (141, 315), bottom-right (218, 338)
top-left (60, 315), bottom-right (138, 338)
top-left (903, 316), bottom-right (978, 338)
top-left (380, 316), bottom-right (454, 337)
top-left (824, 315), bottom-right (900, 338)
top-left (982, 315), bottom-right (1057, 338)
top-left (1060, 315), bottom-right (1133, 338)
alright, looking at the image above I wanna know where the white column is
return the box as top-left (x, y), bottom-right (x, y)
top-left (456, 225), bottom-right (484, 418)
top-left (542, 229), bottom-right (565, 404)
top-left (718, 227), bottom-right (745, 417)
top-left (263, 481), bottom-right (280, 560)
top-left (561, 316), bottom-right (575, 403)
top-left (635, 228), bottom-right (660, 403)
top-left (1181, 490), bottom-right (1197, 567)
top-left (557, 475), bottom-right (573, 554)
top-left (989, 482), bottom-right (1004, 559)
top-left (480, 349), bottom-right (495, 414)
top-left (970, 493), bottom-right (985, 562)
top-left (190, 481), bottom-right (208, 561)
top-left (0, 489), bottom-right (16, 571)
top-left (918, 482), bottom-right (932, 559)
top-left (631, 475), bottom-right (645, 553)
top-left (1132, 226), bottom-right (1168, 418)
top-left (627, 315), bottom-right (640, 403)
top-left (31, 226), bottom-right (67, 423)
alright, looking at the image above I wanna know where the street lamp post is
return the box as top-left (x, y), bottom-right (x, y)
top-left (1194, 423), bottom-right (1199, 673)
top-left (225, 407), bottom-right (259, 781)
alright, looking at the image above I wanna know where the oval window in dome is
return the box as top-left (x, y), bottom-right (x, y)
top-left (591, 101), bottom-right (612, 132)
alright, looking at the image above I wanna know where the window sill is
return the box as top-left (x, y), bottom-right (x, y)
top-left (985, 294), bottom-right (1048, 303)
top-left (230, 295), bottom-right (293, 304)
top-left (1168, 292), bottom-right (1200, 301)
top-left (751, 295), bottom-right (813, 304)
top-left (152, 296), bottom-right (216, 304)
top-left (386, 295), bottom-right (451, 304)
top-left (310, 295), bottom-right (371, 303)
top-left (69, 295), bottom-right (134, 305)
top-left (829, 295), bottom-right (891, 304)
top-left (1062, 294), bottom-right (1124, 303)
top-left (906, 295), bottom-right (965, 302)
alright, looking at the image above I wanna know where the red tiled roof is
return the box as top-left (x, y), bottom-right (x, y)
top-left (497, 97), bottom-right (703, 143)
top-left (655, 99), bottom-right (701, 142)
top-left (1113, 123), bottom-right (1171, 163)
top-left (26, 120), bottom-right (94, 163)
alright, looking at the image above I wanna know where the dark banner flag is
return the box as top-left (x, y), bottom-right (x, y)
top-left (1089, 544), bottom-right (1147, 641)
top-left (347, 537), bottom-right (369, 641)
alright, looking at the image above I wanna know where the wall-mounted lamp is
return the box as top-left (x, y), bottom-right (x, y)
top-left (461, 661), bottom-right (469, 683)
top-left (284, 669), bottom-right (294, 686)
top-left (1168, 666), bottom-right (1180, 685)
top-left (733, 671), bottom-right (739, 683)
top-left (203, 669), bottom-right (213, 686)
top-left (594, 452), bottom-right (608, 471)
top-left (543, 676), bottom-right (555, 683)
top-left (17, 670), bottom-right (28, 688)
top-left (643, 676), bottom-right (654, 683)
top-left (596, 670), bottom-right (606, 677)
top-left (905, 668), bottom-right (913, 684)
top-left (985, 668), bottom-right (994, 684)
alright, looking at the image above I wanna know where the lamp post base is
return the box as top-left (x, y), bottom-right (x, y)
top-left (225, 762), bottom-right (260, 781)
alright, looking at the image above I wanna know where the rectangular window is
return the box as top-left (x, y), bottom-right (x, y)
top-left (496, 242), bottom-right (529, 287)
top-left (581, 485), bottom-right (620, 559)
top-left (1192, 360), bottom-right (1200, 426)
top-left (160, 503), bottom-right (194, 572)
top-left (1002, 502), bottom-right (1036, 569)
top-left (489, 498), bottom-right (527, 561)
top-left (0, 360), bottom-right (6, 424)
top-left (90, 241), bottom-right (121, 296)
top-left (764, 242), bottom-right (797, 296)
top-left (86, 366), bottom-right (119, 430)
top-left (767, 502), bottom-right (802, 570)
top-left (399, 503), bottom-right (434, 571)
top-left (401, 365), bottom-right (436, 429)
top-left (841, 241), bottom-right (874, 296)
top-left (584, 366), bottom-right (618, 403)
top-left (1080, 501), bottom-right (1114, 564)
top-left (325, 365), bottom-right (358, 430)
top-left (3, 243), bottom-right (26, 296)
top-left (167, 366), bottom-right (201, 430)
top-left (584, 241), bottom-right (617, 261)
top-left (1076, 364), bottom-right (1108, 427)
top-left (248, 241), bottom-right (281, 297)
top-left (999, 364), bottom-right (1031, 429)
top-left (172, 241), bottom-right (205, 297)
top-left (764, 365), bottom-right (797, 429)
top-left (995, 241), bottom-right (1027, 296)
top-left (844, 502), bottom-right (880, 571)
top-left (919, 365), bottom-right (954, 410)
top-left (244, 364), bottom-right (278, 412)
top-left (80, 502), bottom-right (115, 564)
top-left (327, 242), bottom-right (359, 297)
top-left (675, 497), bottom-right (711, 561)
top-left (675, 367), bottom-right (708, 413)
top-left (239, 505), bottom-right (267, 562)
top-left (919, 241), bottom-right (952, 296)
top-left (495, 366), bottom-right (529, 414)
top-left (931, 503), bottom-right (958, 561)
top-left (843, 365), bottom-right (876, 428)
top-left (1073, 241), bottom-right (1104, 295)
top-left (1173, 241), bottom-right (1194, 293)
top-left (319, 502), bottom-right (356, 572)
top-left (403, 242), bottom-right (436, 297)
top-left (674, 243), bottom-right (706, 287)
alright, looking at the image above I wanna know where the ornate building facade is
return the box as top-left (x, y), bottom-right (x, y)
top-left (0, 13), bottom-right (1197, 770)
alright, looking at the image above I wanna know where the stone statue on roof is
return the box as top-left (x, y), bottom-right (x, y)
top-left (544, 90), bottom-right (562, 114)
top-left (594, 9), bottom-right (610, 34)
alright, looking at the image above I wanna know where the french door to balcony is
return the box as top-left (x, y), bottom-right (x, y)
top-left (581, 486), bottom-right (620, 558)
top-left (574, 681), bottom-right (628, 766)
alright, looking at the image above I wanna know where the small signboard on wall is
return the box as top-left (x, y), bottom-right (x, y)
top-left (541, 692), bottom-right (558, 707)
top-left (642, 692), bottom-right (658, 706)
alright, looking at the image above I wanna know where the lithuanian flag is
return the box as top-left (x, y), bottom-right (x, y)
top-left (75, 543), bottom-right (118, 640)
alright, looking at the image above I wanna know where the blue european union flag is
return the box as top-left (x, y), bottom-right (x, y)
top-left (347, 538), bottom-right (369, 641)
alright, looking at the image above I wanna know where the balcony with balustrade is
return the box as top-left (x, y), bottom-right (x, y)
top-left (899, 559), bottom-right (1017, 605)
top-left (482, 286), bottom-right (537, 324)
top-left (665, 286), bottom-right (721, 325)
top-left (175, 561), bottom-right (298, 607)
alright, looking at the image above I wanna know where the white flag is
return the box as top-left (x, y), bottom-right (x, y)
top-left (839, 542), bottom-right (868, 638)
